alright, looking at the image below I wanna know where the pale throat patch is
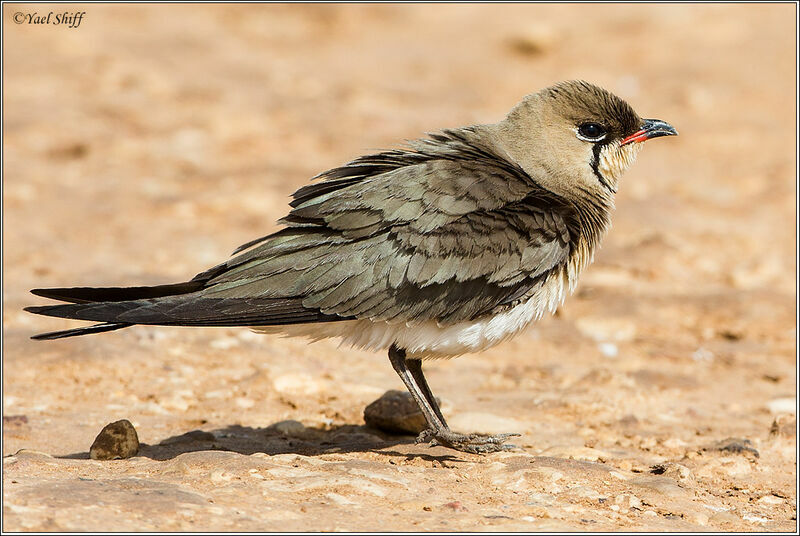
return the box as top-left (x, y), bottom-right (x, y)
top-left (598, 142), bottom-right (643, 190)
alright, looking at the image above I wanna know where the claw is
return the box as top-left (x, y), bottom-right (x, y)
top-left (415, 429), bottom-right (435, 445)
top-left (415, 428), bottom-right (521, 454)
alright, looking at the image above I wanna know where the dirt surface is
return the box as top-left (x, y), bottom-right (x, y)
top-left (3, 3), bottom-right (797, 532)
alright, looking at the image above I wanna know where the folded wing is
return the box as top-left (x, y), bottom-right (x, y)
top-left (28, 128), bottom-right (573, 336)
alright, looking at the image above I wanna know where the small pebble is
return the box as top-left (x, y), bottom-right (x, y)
top-left (90, 419), bottom-right (140, 460)
top-left (598, 342), bottom-right (618, 358)
top-left (268, 419), bottom-right (320, 439)
top-left (709, 510), bottom-right (739, 524)
top-left (688, 512), bottom-right (709, 526)
top-left (364, 390), bottom-right (432, 434)
top-left (757, 494), bottom-right (784, 505)
top-left (712, 437), bottom-right (759, 459)
top-left (443, 500), bottom-right (468, 512)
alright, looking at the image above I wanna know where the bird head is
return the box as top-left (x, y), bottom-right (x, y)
top-left (495, 80), bottom-right (677, 200)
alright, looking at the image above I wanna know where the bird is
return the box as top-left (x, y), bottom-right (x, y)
top-left (26, 80), bottom-right (677, 454)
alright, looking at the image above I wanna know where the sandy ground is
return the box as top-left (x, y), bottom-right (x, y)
top-left (2, 3), bottom-right (797, 532)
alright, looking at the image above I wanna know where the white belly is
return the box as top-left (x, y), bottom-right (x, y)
top-left (253, 272), bottom-right (568, 359)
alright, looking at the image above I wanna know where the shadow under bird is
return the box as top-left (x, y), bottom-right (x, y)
top-left (27, 80), bottom-right (677, 454)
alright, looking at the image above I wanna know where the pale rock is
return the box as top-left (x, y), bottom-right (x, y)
top-left (272, 373), bottom-right (323, 396)
top-left (269, 453), bottom-right (327, 466)
top-left (326, 492), bottom-right (358, 506)
top-left (718, 457), bottom-right (753, 477)
top-left (688, 512), bottom-right (709, 526)
top-left (629, 475), bottom-right (687, 498)
top-left (709, 510), bottom-right (740, 524)
top-left (256, 508), bottom-right (304, 521)
top-left (766, 397), bottom-right (796, 415)
top-left (266, 466), bottom-right (322, 479)
top-left (659, 463), bottom-right (693, 480)
top-left (12, 449), bottom-right (54, 459)
top-left (248, 470), bottom-right (265, 480)
top-left (209, 469), bottom-right (233, 483)
top-left (568, 486), bottom-right (603, 501)
top-left (269, 420), bottom-right (310, 438)
top-left (691, 347), bottom-right (714, 362)
top-left (266, 476), bottom-right (388, 497)
top-left (348, 467), bottom-right (410, 486)
top-left (160, 389), bottom-right (195, 412)
top-left (697, 456), bottom-right (752, 478)
top-left (538, 445), bottom-right (611, 462)
top-left (615, 493), bottom-right (642, 510)
top-left (598, 342), bottom-right (619, 358)
top-left (526, 492), bottom-right (557, 506)
top-left (532, 466), bottom-right (564, 482)
top-left (234, 397), bottom-right (255, 409)
top-left (210, 336), bottom-right (240, 350)
top-left (662, 437), bottom-right (689, 450)
top-left (575, 317), bottom-right (636, 342)
top-left (757, 494), bottom-right (784, 505)
top-left (448, 412), bottom-right (524, 435)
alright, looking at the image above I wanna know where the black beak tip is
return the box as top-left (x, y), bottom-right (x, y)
top-left (643, 118), bottom-right (678, 139)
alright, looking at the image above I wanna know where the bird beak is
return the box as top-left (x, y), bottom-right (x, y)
top-left (620, 118), bottom-right (678, 146)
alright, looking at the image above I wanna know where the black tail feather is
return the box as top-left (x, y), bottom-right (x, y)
top-left (26, 296), bottom-right (349, 330)
top-left (27, 279), bottom-right (350, 340)
top-left (30, 322), bottom-right (131, 340)
top-left (31, 281), bottom-right (205, 304)
top-left (28, 280), bottom-right (205, 340)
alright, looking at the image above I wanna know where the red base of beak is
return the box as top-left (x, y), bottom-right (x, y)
top-left (620, 129), bottom-right (649, 146)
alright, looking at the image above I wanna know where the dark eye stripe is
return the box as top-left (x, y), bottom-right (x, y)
top-left (590, 144), bottom-right (617, 194)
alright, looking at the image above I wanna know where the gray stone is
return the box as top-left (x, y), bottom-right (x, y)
top-left (363, 390), bottom-right (433, 435)
top-left (711, 437), bottom-right (760, 459)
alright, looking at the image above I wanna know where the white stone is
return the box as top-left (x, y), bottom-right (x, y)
top-left (598, 342), bottom-right (619, 357)
top-left (575, 317), bottom-right (636, 342)
top-left (766, 398), bottom-right (796, 415)
top-left (272, 373), bottom-right (323, 395)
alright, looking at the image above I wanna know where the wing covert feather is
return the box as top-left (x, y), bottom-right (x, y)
top-left (197, 128), bottom-right (574, 326)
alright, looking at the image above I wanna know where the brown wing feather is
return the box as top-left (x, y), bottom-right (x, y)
top-left (28, 127), bottom-right (574, 334)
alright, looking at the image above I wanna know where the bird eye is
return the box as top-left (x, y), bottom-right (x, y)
top-left (577, 122), bottom-right (607, 142)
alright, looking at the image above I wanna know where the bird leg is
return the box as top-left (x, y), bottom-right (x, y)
top-left (387, 345), bottom-right (519, 454)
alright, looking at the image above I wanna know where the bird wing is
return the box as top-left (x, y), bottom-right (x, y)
top-left (27, 128), bottom-right (573, 329)
top-left (198, 128), bottom-right (573, 325)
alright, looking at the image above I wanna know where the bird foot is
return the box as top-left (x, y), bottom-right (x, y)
top-left (415, 428), bottom-right (520, 454)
